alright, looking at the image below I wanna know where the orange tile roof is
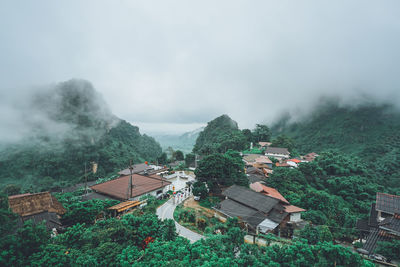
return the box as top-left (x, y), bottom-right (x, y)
top-left (250, 182), bottom-right (289, 204)
top-left (283, 205), bottom-right (306, 213)
top-left (287, 159), bottom-right (302, 163)
top-left (91, 174), bottom-right (171, 200)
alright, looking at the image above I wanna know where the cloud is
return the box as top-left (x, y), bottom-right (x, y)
top-left (0, 0), bottom-right (400, 134)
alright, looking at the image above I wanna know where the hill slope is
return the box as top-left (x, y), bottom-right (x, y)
top-left (272, 102), bottom-right (400, 188)
top-left (0, 79), bottom-right (162, 191)
top-left (193, 115), bottom-right (247, 154)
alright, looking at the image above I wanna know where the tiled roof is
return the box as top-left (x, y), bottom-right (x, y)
top-left (258, 142), bottom-right (271, 147)
top-left (265, 147), bottom-right (290, 155)
top-left (223, 185), bottom-right (279, 214)
top-left (255, 156), bottom-right (272, 164)
top-left (275, 162), bottom-right (291, 167)
top-left (376, 192), bottom-right (400, 214)
top-left (250, 182), bottom-right (289, 204)
top-left (247, 174), bottom-right (266, 184)
top-left (283, 205), bottom-right (306, 213)
top-left (287, 159), bottom-right (302, 163)
top-left (91, 174), bottom-right (171, 200)
top-left (8, 192), bottom-right (66, 217)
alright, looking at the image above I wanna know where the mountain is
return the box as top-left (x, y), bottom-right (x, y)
top-left (271, 101), bottom-right (400, 188)
top-left (193, 114), bottom-right (248, 154)
top-left (0, 79), bottom-right (162, 192)
top-left (154, 127), bottom-right (204, 154)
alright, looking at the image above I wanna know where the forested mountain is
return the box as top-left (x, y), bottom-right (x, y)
top-left (0, 79), bottom-right (162, 192)
top-left (193, 115), bottom-right (248, 154)
top-left (271, 101), bottom-right (400, 190)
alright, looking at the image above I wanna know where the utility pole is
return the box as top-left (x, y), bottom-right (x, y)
top-left (84, 162), bottom-right (88, 195)
top-left (129, 160), bottom-right (134, 199)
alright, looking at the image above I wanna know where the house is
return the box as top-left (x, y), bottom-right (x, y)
top-left (8, 192), bottom-right (66, 230)
top-left (265, 147), bottom-right (290, 160)
top-left (118, 163), bottom-right (168, 176)
top-left (258, 142), bottom-right (272, 148)
top-left (302, 152), bottom-right (319, 162)
top-left (361, 192), bottom-right (400, 255)
top-left (214, 185), bottom-right (304, 237)
top-left (250, 182), bottom-right (305, 223)
top-left (275, 162), bottom-right (292, 168)
top-left (89, 174), bottom-right (171, 201)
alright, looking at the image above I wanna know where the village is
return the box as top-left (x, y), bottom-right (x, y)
top-left (6, 141), bottom-right (400, 266)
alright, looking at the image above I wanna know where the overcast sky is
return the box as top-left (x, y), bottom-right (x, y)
top-left (1, 1), bottom-right (400, 135)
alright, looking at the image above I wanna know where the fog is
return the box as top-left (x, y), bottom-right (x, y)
top-left (1, 1), bottom-right (400, 136)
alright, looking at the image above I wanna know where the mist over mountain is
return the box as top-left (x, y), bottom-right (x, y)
top-left (0, 79), bottom-right (161, 191)
top-left (154, 127), bottom-right (204, 154)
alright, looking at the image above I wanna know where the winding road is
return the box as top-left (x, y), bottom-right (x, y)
top-left (156, 199), bottom-right (204, 243)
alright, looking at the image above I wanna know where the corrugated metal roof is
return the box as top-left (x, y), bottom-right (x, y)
top-left (376, 192), bottom-right (400, 214)
top-left (223, 185), bottom-right (279, 214)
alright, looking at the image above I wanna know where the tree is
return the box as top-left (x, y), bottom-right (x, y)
top-left (252, 124), bottom-right (271, 142)
top-left (192, 182), bottom-right (208, 200)
top-left (194, 152), bottom-right (248, 191)
top-left (185, 153), bottom-right (195, 167)
top-left (271, 134), bottom-right (295, 151)
top-left (241, 129), bottom-right (253, 143)
top-left (157, 153), bottom-right (168, 165)
top-left (376, 240), bottom-right (400, 260)
top-left (173, 150), bottom-right (184, 161)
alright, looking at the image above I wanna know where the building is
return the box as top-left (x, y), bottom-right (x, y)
top-left (8, 192), bottom-right (66, 230)
top-left (118, 163), bottom-right (168, 176)
top-left (265, 147), bottom-right (290, 160)
top-left (361, 192), bottom-right (400, 255)
top-left (302, 152), bottom-right (319, 162)
top-left (258, 142), bottom-right (272, 148)
top-left (250, 182), bottom-right (305, 223)
top-left (89, 173), bottom-right (171, 201)
top-left (214, 185), bottom-right (305, 237)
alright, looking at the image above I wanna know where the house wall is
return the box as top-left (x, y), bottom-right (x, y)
top-left (265, 153), bottom-right (289, 160)
top-left (131, 185), bottom-right (170, 201)
top-left (290, 212), bottom-right (302, 222)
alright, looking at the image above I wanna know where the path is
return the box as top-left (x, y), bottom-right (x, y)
top-left (156, 198), bottom-right (204, 243)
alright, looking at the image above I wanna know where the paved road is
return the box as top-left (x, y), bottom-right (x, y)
top-left (156, 199), bottom-right (204, 243)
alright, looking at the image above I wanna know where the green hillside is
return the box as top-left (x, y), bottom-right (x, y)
top-left (193, 115), bottom-right (248, 154)
top-left (271, 102), bottom-right (400, 189)
top-left (0, 80), bottom-right (162, 192)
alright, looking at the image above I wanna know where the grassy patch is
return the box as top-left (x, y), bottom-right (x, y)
top-left (198, 196), bottom-right (220, 209)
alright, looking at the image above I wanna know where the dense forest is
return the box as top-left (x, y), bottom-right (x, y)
top-left (0, 80), bottom-right (162, 192)
top-left (271, 102), bottom-right (400, 190)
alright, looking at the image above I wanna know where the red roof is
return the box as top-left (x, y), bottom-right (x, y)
top-left (91, 174), bottom-right (171, 200)
top-left (275, 162), bottom-right (291, 167)
top-left (283, 205), bottom-right (306, 213)
top-left (287, 159), bottom-right (301, 163)
top-left (250, 182), bottom-right (289, 204)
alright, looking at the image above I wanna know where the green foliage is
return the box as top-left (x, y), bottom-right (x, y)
top-left (272, 102), bottom-right (400, 193)
top-left (173, 150), bottom-right (184, 161)
top-left (271, 134), bottom-right (295, 152)
top-left (157, 152), bottom-right (168, 165)
top-left (192, 181), bottom-right (208, 200)
top-left (375, 239), bottom-right (400, 260)
top-left (61, 199), bottom-right (119, 225)
top-left (299, 224), bottom-right (333, 244)
top-left (185, 153), bottom-right (195, 167)
top-left (267, 152), bottom-right (379, 239)
top-left (193, 114), bottom-right (248, 155)
top-left (252, 124), bottom-right (271, 142)
top-left (0, 220), bottom-right (49, 266)
top-left (0, 80), bottom-right (162, 192)
top-left (195, 151), bottom-right (248, 191)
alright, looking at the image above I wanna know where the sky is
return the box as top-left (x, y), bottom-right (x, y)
top-left (1, 1), bottom-right (400, 135)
